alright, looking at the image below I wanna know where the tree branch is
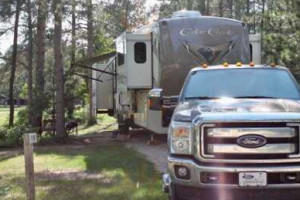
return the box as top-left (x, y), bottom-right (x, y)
top-left (0, 27), bottom-right (15, 36)
top-left (0, 56), bottom-right (28, 69)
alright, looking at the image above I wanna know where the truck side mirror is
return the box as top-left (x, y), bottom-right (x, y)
top-left (148, 88), bottom-right (163, 110)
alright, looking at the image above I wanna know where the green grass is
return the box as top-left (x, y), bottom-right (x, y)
top-left (0, 106), bottom-right (24, 127)
top-left (0, 146), bottom-right (166, 200)
top-left (77, 114), bottom-right (117, 136)
top-left (0, 108), bottom-right (167, 199)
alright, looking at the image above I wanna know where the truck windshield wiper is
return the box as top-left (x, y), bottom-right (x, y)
top-left (233, 96), bottom-right (276, 99)
top-left (185, 96), bottom-right (220, 100)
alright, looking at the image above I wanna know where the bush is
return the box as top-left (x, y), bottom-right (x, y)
top-left (73, 106), bottom-right (88, 124)
top-left (15, 107), bottom-right (29, 126)
top-left (0, 127), bottom-right (23, 147)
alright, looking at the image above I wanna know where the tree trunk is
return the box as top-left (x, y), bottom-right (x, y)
top-left (26, 0), bottom-right (33, 125)
top-left (261, 0), bottom-right (266, 52)
top-left (86, 0), bottom-right (96, 125)
top-left (206, 0), bottom-right (210, 15)
top-left (197, 0), bottom-right (206, 15)
top-left (9, 0), bottom-right (22, 127)
top-left (219, 0), bottom-right (224, 17)
top-left (187, 0), bottom-right (193, 10)
top-left (235, 0), bottom-right (242, 20)
top-left (229, 0), bottom-right (233, 18)
top-left (67, 0), bottom-right (76, 119)
top-left (53, 0), bottom-right (65, 138)
top-left (246, 0), bottom-right (250, 15)
top-left (71, 0), bottom-right (76, 63)
top-left (34, 0), bottom-right (47, 131)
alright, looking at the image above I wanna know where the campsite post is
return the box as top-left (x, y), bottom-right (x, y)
top-left (24, 133), bottom-right (37, 200)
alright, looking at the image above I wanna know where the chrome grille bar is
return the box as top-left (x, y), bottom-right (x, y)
top-left (206, 127), bottom-right (296, 138)
top-left (200, 123), bottom-right (300, 163)
top-left (207, 144), bottom-right (296, 154)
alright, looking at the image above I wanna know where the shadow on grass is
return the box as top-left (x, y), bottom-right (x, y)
top-left (0, 149), bottom-right (23, 162)
top-left (32, 145), bottom-right (166, 200)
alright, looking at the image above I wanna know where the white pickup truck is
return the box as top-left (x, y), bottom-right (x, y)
top-left (163, 64), bottom-right (300, 200)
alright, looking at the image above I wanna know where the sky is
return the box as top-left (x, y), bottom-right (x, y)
top-left (0, 0), bottom-right (161, 56)
top-left (0, 23), bottom-right (14, 55)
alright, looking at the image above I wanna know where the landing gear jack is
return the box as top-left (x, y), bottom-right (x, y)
top-left (147, 133), bottom-right (158, 145)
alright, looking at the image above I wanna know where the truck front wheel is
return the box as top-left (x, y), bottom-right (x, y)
top-left (169, 184), bottom-right (182, 200)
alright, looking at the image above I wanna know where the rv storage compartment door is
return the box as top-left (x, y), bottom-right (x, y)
top-left (126, 34), bottom-right (152, 89)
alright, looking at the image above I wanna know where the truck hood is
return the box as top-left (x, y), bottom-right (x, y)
top-left (173, 98), bottom-right (300, 121)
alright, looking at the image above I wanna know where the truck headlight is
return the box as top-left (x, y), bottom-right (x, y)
top-left (169, 121), bottom-right (192, 155)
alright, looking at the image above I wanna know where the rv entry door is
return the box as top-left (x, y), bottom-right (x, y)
top-left (126, 34), bottom-right (152, 89)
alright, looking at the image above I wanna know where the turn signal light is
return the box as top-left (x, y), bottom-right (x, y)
top-left (173, 127), bottom-right (190, 138)
top-left (249, 62), bottom-right (255, 67)
top-left (236, 62), bottom-right (242, 67)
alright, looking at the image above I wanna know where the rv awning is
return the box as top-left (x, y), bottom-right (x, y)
top-left (71, 51), bottom-right (117, 82)
top-left (73, 51), bottom-right (116, 66)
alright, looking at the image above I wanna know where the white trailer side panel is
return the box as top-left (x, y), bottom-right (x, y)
top-left (94, 62), bottom-right (114, 110)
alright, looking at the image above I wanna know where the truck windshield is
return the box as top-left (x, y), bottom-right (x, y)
top-left (183, 68), bottom-right (300, 100)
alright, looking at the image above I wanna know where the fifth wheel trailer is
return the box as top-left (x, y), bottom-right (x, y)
top-left (93, 10), bottom-right (261, 135)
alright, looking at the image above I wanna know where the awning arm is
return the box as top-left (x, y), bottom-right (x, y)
top-left (72, 72), bottom-right (103, 82)
top-left (72, 63), bottom-right (117, 76)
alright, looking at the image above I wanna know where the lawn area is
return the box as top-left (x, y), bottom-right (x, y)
top-left (77, 114), bottom-right (118, 136)
top-left (0, 106), bottom-right (24, 127)
top-left (0, 108), bottom-right (166, 199)
top-left (0, 145), bottom-right (166, 200)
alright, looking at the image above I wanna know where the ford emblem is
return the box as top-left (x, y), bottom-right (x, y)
top-left (237, 135), bottom-right (267, 148)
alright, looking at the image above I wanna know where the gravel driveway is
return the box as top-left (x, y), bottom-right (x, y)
top-left (125, 130), bottom-right (168, 173)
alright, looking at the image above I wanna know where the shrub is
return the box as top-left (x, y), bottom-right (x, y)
top-left (15, 107), bottom-right (29, 126)
top-left (73, 106), bottom-right (88, 124)
top-left (0, 126), bottom-right (23, 147)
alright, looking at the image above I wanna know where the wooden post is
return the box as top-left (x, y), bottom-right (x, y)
top-left (24, 133), bottom-right (36, 200)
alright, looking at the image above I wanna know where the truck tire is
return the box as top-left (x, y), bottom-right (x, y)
top-left (169, 184), bottom-right (182, 200)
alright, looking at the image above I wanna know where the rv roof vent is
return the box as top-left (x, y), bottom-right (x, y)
top-left (172, 10), bottom-right (201, 18)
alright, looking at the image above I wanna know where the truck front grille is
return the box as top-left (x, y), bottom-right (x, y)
top-left (201, 123), bottom-right (300, 161)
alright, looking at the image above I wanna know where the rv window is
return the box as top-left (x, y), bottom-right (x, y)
top-left (117, 53), bottom-right (124, 65)
top-left (134, 42), bottom-right (146, 63)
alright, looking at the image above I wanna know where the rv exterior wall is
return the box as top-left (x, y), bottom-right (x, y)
top-left (159, 17), bottom-right (251, 96)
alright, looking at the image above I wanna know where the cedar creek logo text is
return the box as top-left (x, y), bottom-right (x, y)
top-left (180, 28), bottom-right (232, 37)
